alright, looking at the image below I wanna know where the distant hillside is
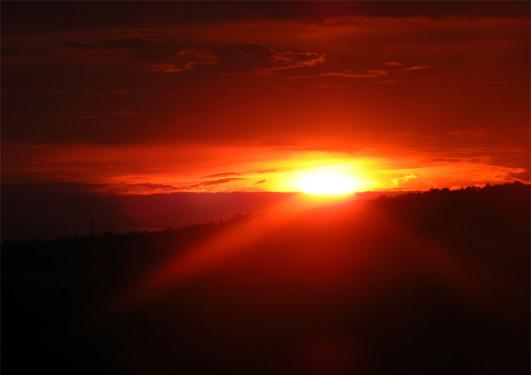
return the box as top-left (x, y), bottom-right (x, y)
top-left (3, 182), bottom-right (527, 241)
top-left (2, 182), bottom-right (529, 375)
top-left (1, 182), bottom-right (294, 240)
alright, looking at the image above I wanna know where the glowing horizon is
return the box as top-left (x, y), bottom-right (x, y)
top-left (3, 142), bottom-right (527, 195)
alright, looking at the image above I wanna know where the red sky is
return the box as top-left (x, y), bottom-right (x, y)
top-left (2, 2), bottom-right (529, 193)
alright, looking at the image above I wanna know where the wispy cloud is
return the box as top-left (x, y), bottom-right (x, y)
top-left (384, 61), bottom-right (403, 67)
top-left (101, 183), bottom-right (179, 194)
top-left (178, 177), bottom-right (246, 190)
top-left (202, 172), bottom-right (241, 178)
top-left (151, 48), bottom-right (218, 74)
top-left (391, 174), bottom-right (417, 187)
top-left (261, 49), bottom-right (326, 72)
top-left (319, 69), bottom-right (388, 79)
top-left (401, 64), bottom-right (435, 72)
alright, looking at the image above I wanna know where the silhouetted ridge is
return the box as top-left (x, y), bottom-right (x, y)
top-left (2, 183), bottom-right (529, 375)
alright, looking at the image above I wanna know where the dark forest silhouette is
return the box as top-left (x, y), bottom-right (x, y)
top-left (2, 183), bottom-right (529, 374)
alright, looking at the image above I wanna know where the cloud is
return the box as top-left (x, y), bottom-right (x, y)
top-left (384, 61), bottom-right (403, 67)
top-left (314, 63), bottom-right (433, 81)
top-left (262, 49), bottom-right (326, 72)
top-left (93, 177), bottom-right (248, 194)
top-left (64, 39), bottom-right (219, 74)
top-left (319, 69), bottom-right (388, 79)
top-left (202, 172), bottom-right (241, 178)
top-left (63, 39), bottom-right (324, 76)
top-left (401, 65), bottom-right (435, 72)
top-left (151, 48), bottom-right (218, 73)
top-left (151, 63), bottom-right (187, 73)
top-left (194, 177), bottom-right (245, 186)
top-left (209, 43), bottom-right (326, 76)
top-left (100, 183), bottom-right (179, 194)
top-left (2, 12), bottom-right (528, 167)
top-left (506, 171), bottom-right (530, 182)
top-left (177, 177), bottom-right (246, 190)
top-left (391, 174), bottom-right (418, 187)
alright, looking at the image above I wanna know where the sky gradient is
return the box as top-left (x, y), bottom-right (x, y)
top-left (2, 1), bottom-right (529, 194)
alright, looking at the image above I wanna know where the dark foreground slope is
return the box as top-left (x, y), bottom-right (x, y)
top-left (2, 183), bottom-right (529, 375)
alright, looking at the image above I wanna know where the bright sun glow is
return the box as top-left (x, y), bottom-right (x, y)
top-left (296, 170), bottom-right (359, 195)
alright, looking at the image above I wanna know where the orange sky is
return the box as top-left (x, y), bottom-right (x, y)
top-left (2, 2), bottom-right (529, 194)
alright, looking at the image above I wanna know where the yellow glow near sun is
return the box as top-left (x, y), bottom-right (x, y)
top-left (245, 153), bottom-right (378, 194)
top-left (295, 168), bottom-right (360, 195)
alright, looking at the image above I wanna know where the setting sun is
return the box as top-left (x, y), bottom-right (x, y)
top-left (2, 2), bottom-right (529, 375)
top-left (296, 170), bottom-right (359, 195)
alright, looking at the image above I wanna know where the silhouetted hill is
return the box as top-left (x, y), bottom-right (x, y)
top-left (1, 182), bottom-right (294, 240)
top-left (2, 183), bottom-right (529, 375)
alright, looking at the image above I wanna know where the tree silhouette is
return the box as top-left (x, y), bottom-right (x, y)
top-left (2, 183), bottom-right (529, 375)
